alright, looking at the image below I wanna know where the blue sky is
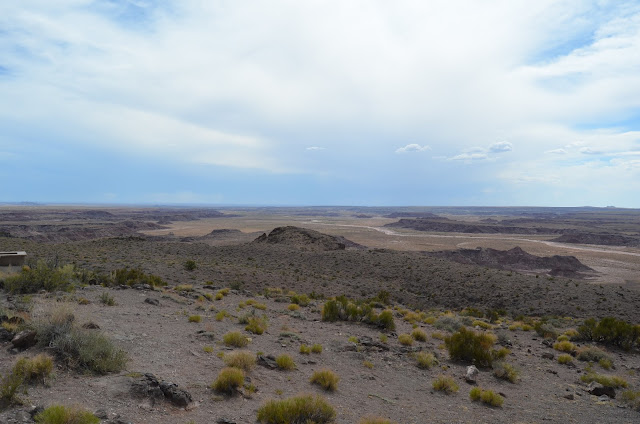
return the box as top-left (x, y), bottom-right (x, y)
top-left (1, 1), bottom-right (640, 207)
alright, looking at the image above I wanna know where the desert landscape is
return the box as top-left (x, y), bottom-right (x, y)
top-left (0, 205), bottom-right (639, 423)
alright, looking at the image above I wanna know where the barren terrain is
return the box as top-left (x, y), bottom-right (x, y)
top-left (0, 205), bottom-right (639, 423)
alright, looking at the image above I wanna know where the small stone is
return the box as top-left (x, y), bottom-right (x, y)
top-left (11, 330), bottom-right (37, 349)
top-left (587, 382), bottom-right (616, 399)
top-left (564, 393), bottom-right (574, 400)
top-left (144, 298), bottom-right (160, 306)
top-left (465, 365), bottom-right (479, 384)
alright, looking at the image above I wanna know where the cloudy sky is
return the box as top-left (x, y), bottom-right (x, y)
top-left (1, 1), bottom-right (640, 206)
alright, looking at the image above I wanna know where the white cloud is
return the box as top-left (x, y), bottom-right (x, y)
top-left (545, 148), bottom-right (567, 154)
top-left (579, 147), bottom-right (604, 154)
top-left (448, 153), bottom-right (489, 162)
top-left (488, 141), bottom-right (513, 153)
top-left (395, 144), bottom-right (431, 154)
top-left (306, 146), bottom-right (325, 151)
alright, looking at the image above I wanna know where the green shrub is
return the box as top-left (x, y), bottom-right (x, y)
top-left (321, 299), bottom-right (341, 322)
top-left (434, 316), bottom-right (463, 333)
top-left (398, 334), bottom-right (414, 346)
top-left (35, 307), bottom-right (126, 374)
top-left (470, 388), bottom-right (504, 407)
top-left (223, 351), bottom-right (256, 372)
top-left (276, 354), bottom-right (295, 371)
top-left (98, 292), bottom-right (115, 306)
top-left (184, 260), bottom-right (197, 271)
top-left (358, 417), bottom-right (396, 424)
top-left (290, 293), bottom-right (310, 306)
top-left (621, 390), bottom-right (640, 411)
top-left (411, 328), bottom-right (427, 342)
top-left (257, 394), bottom-right (335, 424)
top-left (3, 261), bottom-right (77, 293)
top-left (377, 310), bottom-right (396, 331)
top-left (557, 354), bottom-right (573, 365)
top-left (300, 344), bottom-right (311, 354)
top-left (0, 371), bottom-right (24, 408)
top-left (309, 369), bottom-right (339, 391)
top-left (533, 321), bottom-right (558, 339)
top-left (553, 340), bottom-right (576, 353)
top-left (576, 346), bottom-right (611, 363)
top-left (287, 304), bottom-right (300, 311)
top-left (321, 298), bottom-right (395, 330)
top-left (215, 310), bottom-right (229, 321)
top-left (223, 331), bottom-right (249, 348)
top-left (110, 267), bottom-right (166, 287)
top-left (580, 373), bottom-right (628, 388)
top-left (311, 344), bottom-right (323, 354)
top-left (13, 354), bottom-right (54, 384)
top-left (415, 351), bottom-right (438, 369)
top-left (188, 315), bottom-right (201, 323)
top-left (245, 316), bottom-right (268, 335)
top-left (34, 404), bottom-right (99, 424)
top-left (211, 367), bottom-right (245, 394)
top-left (492, 361), bottom-right (520, 383)
top-left (432, 375), bottom-right (459, 394)
top-left (444, 327), bottom-right (499, 367)
top-left (578, 317), bottom-right (640, 351)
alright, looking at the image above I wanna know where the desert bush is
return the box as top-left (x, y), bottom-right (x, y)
top-left (211, 367), bottom-right (245, 394)
top-left (245, 316), bottom-right (268, 335)
top-left (557, 354), bottom-right (573, 365)
top-left (110, 267), bottom-right (166, 287)
top-left (363, 360), bottom-right (374, 369)
top-left (311, 344), bottom-right (323, 354)
top-left (35, 307), bottom-right (126, 374)
top-left (290, 293), bottom-right (310, 306)
top-left (358, 417), bottom-right (396, 424)
top-left (223, 331), bottom-right (249, 348)
top-left (188, 314), bottom-right (201, 323)
top-left (224, 351), bottom-right (256, 372)
top-left (3, 261), bottom-right (77, 293)
top-left (34, 404), bottom-right (99, 424)
top-left (534, 321), bottom-right (558, 339)
top-left (287, 304), bottom-right (300, 311)
top-left (473, 320), bottom-right (493, 330)
top-left (276, 354), bottom-right (296, 371)
top-left (492, 361), bottom-right (520, 383)
top-left (411, 328), bottom-right (427, 342)
top-left (215, 310), bottom-right (229, 321)
top-left (578, 317), bottom-right (640, 351)
top-left (203, 346), bottom-right (214, 354)
top-left (98, 292), bottom-right (115, 306)
top-left (321, 297), bottom-right (395, 330)
top-left (470, 387), bottom-right (504, 407)
top-left (300, 344), bottom-right (311, 354)
top-left (576, 346), bottom-right (611, 363)
top-left (580, 372), bottom-right (628, 388)
top-left (184, 260), bottom-right (197, 271)
top-left (13, 354), bottom-right (54, 384)
top-left (310, 369), bottom-right (339, 391)
top-left (432, 375), bottom-right (459, 394)
top-left (215, 293), bottom-right (224, 300)
top-left (444, 327), bottom-right (500, 367)
top-left (621, 390), bottom-right (640, 411)
top-left (415, 351), bottom-right (438, 369)
top-left (398, 334), bottom-right (414, 346)
top-left (0, 371), bottom-right (23, 409)
top-left (256, 394), bottom-right (335, 424)
top-left (553, 340), bottom-right (576, 354)
top-left (434, 316), bottom-right (463, 333)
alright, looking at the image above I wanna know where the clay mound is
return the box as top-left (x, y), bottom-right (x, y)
top-left (552, 232), bottom-right (640, 247)
top-left (207, 229), bottom-right (242, 236)
top-left (428, 246), bottom-right (593, 278)
top-left (253, 226), bottom-right (364, 251)
top-left (2, 221), bottom-right (167, 242)
top-left (384, 212), bottom-right (441, 219)
top-left (386, 218), bottom-right (563, 235)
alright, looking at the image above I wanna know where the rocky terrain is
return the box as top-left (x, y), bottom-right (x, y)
top-left (0, 206), bottom-right (639, 423)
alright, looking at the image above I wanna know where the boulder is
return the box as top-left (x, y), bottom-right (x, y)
top-left (587, 382), bottom-right (616, 399)
top-left (465, 365), bottom-right (479, 384)
top-left (131, 373), bottom-right (192, 407)
top-left (257, 355), bottom-right (278, 369)
top-left (11, 330), bottom-right (37, 349)
top-left (144, 298), bottom-right (160, 306)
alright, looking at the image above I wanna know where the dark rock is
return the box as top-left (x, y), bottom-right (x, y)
top-left (542, 352), bottom-right (555, 360)
top-left (11, 330), bottom-right (37, 349)
top-left (0, 328), bottom-right (14, 342)
top-left (587, 382), bottom-right (616, 399)
top-left (257, 354), bottom-right (278, 369)
top-left (195, 330), bottom-right (215, 341)
top-left (132, 284), bottom-right (152, 291)
top-left (82, 322), bottom-right (100, 329)
top-left (564, 393), bottom-right (574, 400)
top-left (217, 419), bottom-right (237, 424)
top-left (144, 298), bottom-right (160, 306)
top-left (130, 373), bottom-right (192, 407)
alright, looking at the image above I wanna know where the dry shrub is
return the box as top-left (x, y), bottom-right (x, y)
top-left (223, 351), bottom-right (256, 372)
top-left (211, 367), bottom-right (245, 394)
top-left (257, 394), bottom-right (335, 424)
top-left (309, 369), bottom-right (339, 391)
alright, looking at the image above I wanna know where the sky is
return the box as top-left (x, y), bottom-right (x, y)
top-left (1, 0), bottom-right (640, 207)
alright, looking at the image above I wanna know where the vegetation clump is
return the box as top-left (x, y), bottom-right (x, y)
top-left (109, 267), bottom-right (166, 287)
top-left (276, 354), bottom-right (296, 371)
top-left (553, 340), bottom-right (576, 354)
top-left (321, 296), bottom-right (395, 330)
top-left (411, 328), bottom-right (427, 342)
top-left (492, 361), bottom-right (520, 383)
top-left (3, 261), bottom-right (77, 293)
top-left (222, 331), bottom-right (249, 348)
top-left (34, 404), bottom-right (100, 424)
top-left (212, 367), bottom-right (245, 394)
top-left (580, 372), bottom-right (628, 388)
top-left (444, 327), bottom-right (502, 367)
top-left (398, 334), bottom-right (414, 346)
top-left (358, 417), bottom-right (396, 424)
top-left (188, 315), bottom-right (201, 323)
top-left (309, 369), bottom-right (339, 391)
top-left (223, 351), bottom-right (256, 371)
top-left (470, 387), bottom-right (504, 407)
top-left (432, 375), bottom-right (459, 394)
top-left (311, 344), bottom-right (323, 354)
top-left (257, 394), bottom-right (335, 424)
top-left (35, 307), bottom-right (127, 374)
top-left (557, 354), bottom-right (573, 365)
top-left (578, 317), bottom-right (640, 351)
top-left (415, 351), bottom-right (438, 369)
